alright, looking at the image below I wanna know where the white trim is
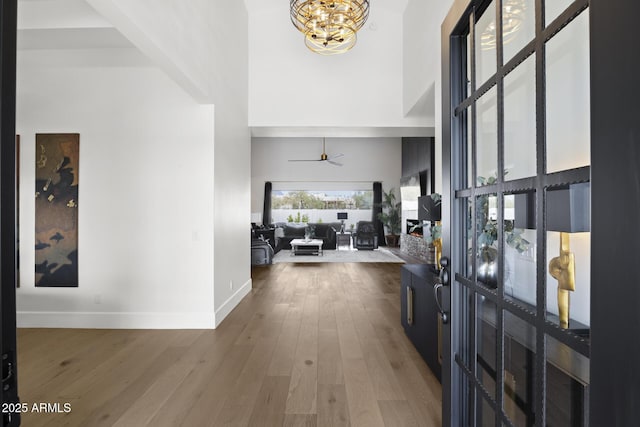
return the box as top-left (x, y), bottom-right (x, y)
top-left (17, 311), bottom-right (215, 329)
top-left (213, 278), bottom-right (252, 328)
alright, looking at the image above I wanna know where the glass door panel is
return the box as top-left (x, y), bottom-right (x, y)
top-left (546, 335), bottom-right (590, 426)
top-left (503, 311), bottom-right (536, 427)
top-left (502, 0), bottom-right (535, 63)
top-left (445, 1), bottom-right (591, 425)
top-left (545, 0), bottom-right (575, 26)
top-left (503, 191), bottom-right (536, 308)
top-left (545, 183), bottom-right (591, 331)
top-left (477, 193), bottom-right (499, 289)
top-left (478, 395), bottom-right (497, 427)
top-left (477, 88), bottom-right (498, 184)
top-left (476, 1), bottom-right (497, 85)
top-left (546, 10), bottom-right (590, 173)
top-left (477, 295), bottom-right (497, 398)
top-left (504, 55), bottom-right (536, 181)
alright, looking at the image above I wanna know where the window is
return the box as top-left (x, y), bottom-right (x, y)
top-left (271, 189), bottom-right (373, 228)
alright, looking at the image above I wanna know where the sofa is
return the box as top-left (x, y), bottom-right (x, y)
top-left (274, 222), bottom-right (341, 250)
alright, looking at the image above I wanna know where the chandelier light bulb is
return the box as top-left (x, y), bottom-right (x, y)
top-left (290, 0), bottom-right (370, 55)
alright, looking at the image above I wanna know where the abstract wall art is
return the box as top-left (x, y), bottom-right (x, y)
top-left (35, 133), bottom-right (79, 287)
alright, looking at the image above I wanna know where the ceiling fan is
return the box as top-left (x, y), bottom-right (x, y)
top-left (288, 138), bottom-right (344, 166)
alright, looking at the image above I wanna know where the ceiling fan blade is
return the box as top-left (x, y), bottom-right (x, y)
top-left (288, 139), bottom-right (344, 163)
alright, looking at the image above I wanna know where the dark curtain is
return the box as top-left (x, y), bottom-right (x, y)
top-left (262, 181), bottom-right (272, 226)
top-left (373, 182), bottom-right (386, 246)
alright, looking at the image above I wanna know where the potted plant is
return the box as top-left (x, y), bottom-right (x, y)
top-left (377, 188), bottom-right (401, 247)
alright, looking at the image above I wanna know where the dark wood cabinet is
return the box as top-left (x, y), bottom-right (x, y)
top-left (401, 264), bottom-right (441, 382)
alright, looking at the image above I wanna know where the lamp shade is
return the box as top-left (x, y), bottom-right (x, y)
top-left (546, 182), bottom-right (590, 232)
top-left (337, 212), bottom-right (348, 220)
top-left (418, 195), bottom-right (441, 221)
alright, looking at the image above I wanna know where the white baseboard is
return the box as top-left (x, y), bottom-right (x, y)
top-left (17, 311), bottom-right (215, 329)
top-left (213, 278), bottom-right (252, 328)
top-left (16, 279), bottom-right (253, 330)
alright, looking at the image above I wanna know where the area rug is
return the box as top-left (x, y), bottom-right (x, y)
top-left (272, 247), bottom-right (405, 264)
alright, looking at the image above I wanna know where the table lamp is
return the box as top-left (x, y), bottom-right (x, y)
top-left (547, 182), bottom-right (590, 329)
top-left (337, 212), bottom-right (348, 233)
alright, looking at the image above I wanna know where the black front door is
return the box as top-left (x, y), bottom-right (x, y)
top-left (0, 0), bottom-right (20, 425)
top-left (441, 0), bottom-right (594, 425)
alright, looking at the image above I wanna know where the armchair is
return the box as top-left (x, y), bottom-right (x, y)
top-left (251, 229), bottom-right (274, 265)
top-left (353, 221), bottom-right (379, 250)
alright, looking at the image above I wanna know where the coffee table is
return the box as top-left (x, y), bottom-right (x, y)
top-left (290, 238), bottom-right (323, 256)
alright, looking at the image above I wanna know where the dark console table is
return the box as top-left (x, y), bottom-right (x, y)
top-left (401, 264), bottom-right (441, 382)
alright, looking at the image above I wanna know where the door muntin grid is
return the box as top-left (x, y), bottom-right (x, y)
top-left (449, 1), bottom-right (591, 426)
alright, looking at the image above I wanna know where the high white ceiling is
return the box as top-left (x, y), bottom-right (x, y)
top-left (17, 0), bottom-right (133, 50)
top-left (245, 0), bottom-right (409, 12)
top-left (16, 0), bottom-right (436, 138)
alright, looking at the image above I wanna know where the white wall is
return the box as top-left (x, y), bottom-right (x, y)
top-left (213, 102), bottom-right (252, 325)
top-left (87, 0), bottom-right (248, 108)
top-left (405, 0), bottom-right (454, 194)
top-left (251, 138), bottom-right (402, 218)
top-left (17, 48), bottom-right (216, 328)
top-left (87, 0), bottom-right (252, 327)
top-left (248, 4), bottom-right (428, 129)
top-left (403, 0), bottom-right (452, 118)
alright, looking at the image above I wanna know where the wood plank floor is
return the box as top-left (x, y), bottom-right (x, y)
top-left (17, 262), bottom-right (442, 426)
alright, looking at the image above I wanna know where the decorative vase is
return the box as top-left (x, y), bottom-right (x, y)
top-left (477, 246), bottom-right (498, 288)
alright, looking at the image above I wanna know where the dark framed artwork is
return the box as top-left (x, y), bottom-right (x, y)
top-left (35, 133), bottom-right (79, 287)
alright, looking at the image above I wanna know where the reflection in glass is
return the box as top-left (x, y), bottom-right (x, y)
top-left (477, 394), bottom-right (497, 427)
top-left (545, 183), bottom-right (591, 329)
top-left (503, 192), bottom-right (536, 307)
top-left (503, 311), bottom-right (536, 426)
top-left (462, 198), bottom-right (473, 279)
top-left (466, 33), bottom-right (472, 97)
top-left (459, 376), bottom-right (472, 427)
top-left (477, 87), bottom-right (498, 183)
top-left (504, 55), bottom-right (536, 180)
top-left (545, 230), bottom-right (591, 329)
top-left (477, 295), bottom-right (497, 398)
top-left (545, 0), bottom-right (575, 27)
top-left (476, 194), bottom-right (499, 288)
top-left (546, 335), bottom-right (590, 426)
top-left (467, 107), bottom-right (473, 188)
top-left (475, 1), bottom-right (497, 85)
top-left (502, 0), bottom-right (535, 63)
top-left (458, 284), bottom-right (472, 368)
top-left (546, 11), bottom-right (590, 173)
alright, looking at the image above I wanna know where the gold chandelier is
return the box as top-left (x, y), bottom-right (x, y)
top-left (290, 0), bottom-right (370, 55)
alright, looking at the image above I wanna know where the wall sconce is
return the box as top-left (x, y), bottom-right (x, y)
top-left (547, 183), bottom-right (590, 329)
